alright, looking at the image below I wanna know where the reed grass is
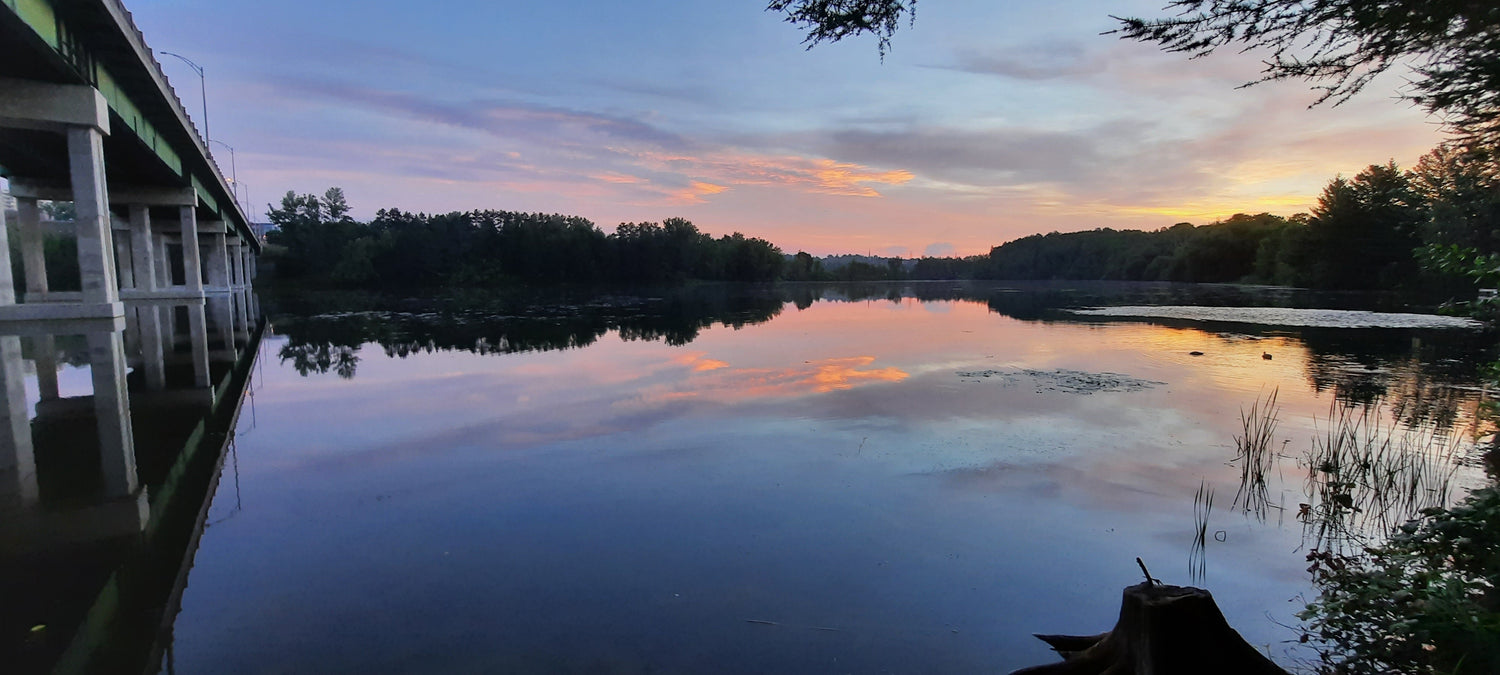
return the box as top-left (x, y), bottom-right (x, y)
top-left (1232, 388), bottom-right (1281, 521)
top-left (1300, 399), bottom-right (1466, 554)
top-left (1189, 480), bottom-right (1214, 584)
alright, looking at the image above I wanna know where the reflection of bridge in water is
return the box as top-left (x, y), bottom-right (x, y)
top-left (2, 1), bottom-right (266, 671)
top-left (0, 300), bottom-right (264, 675)
top-left (0, 297), bottom-right (264, 673)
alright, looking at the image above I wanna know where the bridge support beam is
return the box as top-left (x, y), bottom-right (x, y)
top-left (70, 126), bottom-right (120, 310)
top-left (114, 229), bottom-right (135, 292)
top-left (0, 82), bottom-right (123, 322)
top-left (186, 304), bottom-right (210, 388)
top-left (0, 334), bottom-right (37, 508)
top-left (0, 207), bottom-right (33, 506)
top-left (134, 305), bottom-right (166, 390)
top-left (34, 335), bottom-right (60, 401)
top-left (179, 207), bottom-right (204, 294)
top-left (237, 240), bottom-right (251, 288)
top-left (15, 198), bottom-right (48, 299)
top-left (208, 296), bottom-right (234, 351)
top-left (155, 235), bottom-right (171, 288)
top-left (233, 290), bottom-right (250, 342)
top-left (128, 206), bottom-right (156, 291)
top-left (86, 328), bottom-right (136, 497)
top-left (206, 232), bottom-right (230, 292)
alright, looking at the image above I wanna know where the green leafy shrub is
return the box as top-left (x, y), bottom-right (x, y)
top-left (1299, 486), bottom-right (1500, 674)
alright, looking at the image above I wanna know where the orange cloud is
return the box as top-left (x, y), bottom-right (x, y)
top-left (636, 150), bottom-right (913, 200)
top-left (593, 172), bottom-right (646, 184)
top-left (670, 180), bottom-right (731, 204)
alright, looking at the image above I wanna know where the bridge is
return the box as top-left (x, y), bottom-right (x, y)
top-left (0, 0), bottom-right (260, 501)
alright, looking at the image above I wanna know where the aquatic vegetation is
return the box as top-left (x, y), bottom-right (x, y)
top-left (1299, 401), bottom-right (1466, 554)
top-left (1190, 480), bottom-right (1215, 584)
top-left (955, 368), bottom-right (1163, 394)
top-left (1232, 388), bottom-right (1281, 522)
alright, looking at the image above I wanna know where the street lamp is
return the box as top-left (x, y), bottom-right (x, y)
top-left (209, 139), bottom-right (238, 204)
top-left (158, 50), bottom-right (208, 144)
top-left (240, 182), bottom-right (254, 225)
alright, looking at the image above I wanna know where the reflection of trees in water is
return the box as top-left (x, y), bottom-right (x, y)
top-left (273, 283), bottom-right (1493, 407)
top-left (280, 343), bottom-right (361, 379)
top-left (274, 289), bottom-right (786, 378)
top-left (1301, 328), bottom-right (1494, 433)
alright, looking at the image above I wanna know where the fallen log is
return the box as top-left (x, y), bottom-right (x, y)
top-left (1009, 582), bottom-right (1290, 675)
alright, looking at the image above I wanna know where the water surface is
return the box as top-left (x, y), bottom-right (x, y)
top-left (150, 282), bottom-right (1494, 673)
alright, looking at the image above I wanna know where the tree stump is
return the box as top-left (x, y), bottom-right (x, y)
top-left (1009, 582), bottom-right (1290, 675)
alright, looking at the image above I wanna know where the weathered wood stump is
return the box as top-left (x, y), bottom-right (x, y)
top-left (1009, 582), bottom-right (1290, 675)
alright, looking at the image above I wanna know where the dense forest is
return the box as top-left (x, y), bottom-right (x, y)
top-left (260, 143), bottom-right (1499, 296)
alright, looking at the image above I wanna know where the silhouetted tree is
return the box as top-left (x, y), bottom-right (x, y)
top-left (1116, 1), bottom-right (1500, 147)
top-left (767, 0), bottom-right (914, 57)
top-left (785, 251), bottom-right (827, 281)
top-left (768, 2), bottom-right (1499, 146)
top-left (1299, 162), bottom-right (1422, 289)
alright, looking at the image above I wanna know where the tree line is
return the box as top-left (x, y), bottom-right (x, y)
top-left (264, 142), bottom-right (1498, 296)
top-left (978, 145), bottom-right (1499, 293)
top-left (265, 192), bottom-right (784, 287)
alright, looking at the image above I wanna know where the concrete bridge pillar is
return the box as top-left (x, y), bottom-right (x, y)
top-left (209, 295), bottom-right (234, 351)
top-left (122, 296), bottom-right (140, 356)
top-left (161, 305), bottom-right (178, 355)
top-left (14, 198), bottom-right (48, 299)
top-left (0, 203), bottom-right (15, 306)
top-left (128, 205), bottom-right (156, 291)
top-left (0, 333), bottom-right (37, 507)
top-left (226, 239), bottom-right (239, 288)
top-left (187, 304), bottom-right (210, 387)
top-left (33, 335), bottom-right (60, 401)
top-left (68, 126), bottom-right (120, 309)
top-left (179, 207), bottom-right (204, 294)
top-left (0, 207), bottom-right (29, 504)
top-left (85, 327), bottom-right (136, 497)
top-left (0, 80), bottom-right (121, 320)
top-left (114, 229), bottom-right (135, 292)
top-left (136, 306), bottom-right (166, 390)
top-left (206, 231), bottom-right (230, 291)
top-left (233, 290), bottom-right (250, 342)
top-left (234, 240), bottom-right (250, 288)
top-left (155, 235), bottom-right (171, 288)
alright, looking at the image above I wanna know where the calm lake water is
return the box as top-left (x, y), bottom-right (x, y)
top-left (4, 282), bottom-right (1494, 674)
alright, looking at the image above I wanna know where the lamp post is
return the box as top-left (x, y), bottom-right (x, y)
top-left (209, 139), bottom-right (238, 206)
top-left (158, 51), bottom-right (208, 145)
top-left (240, 182), bottom-right (254, 226)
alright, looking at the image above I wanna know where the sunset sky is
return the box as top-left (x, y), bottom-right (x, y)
top-left (129, 0), bottom-right (1446, 256)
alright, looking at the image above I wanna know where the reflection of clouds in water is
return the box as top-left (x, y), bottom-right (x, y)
top-left (640, 354), bottom-right (909, 404)
top-left (671, 352), bottom-right (729, 372)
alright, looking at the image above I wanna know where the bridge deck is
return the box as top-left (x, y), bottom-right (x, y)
top-left (0, 0), bottom-right (257, 250)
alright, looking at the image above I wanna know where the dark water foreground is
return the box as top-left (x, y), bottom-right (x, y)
top-left (4, 282), bottom-right (1493, 674)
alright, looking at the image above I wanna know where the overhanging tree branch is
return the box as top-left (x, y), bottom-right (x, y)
top-left (764, 1), bottom-right (1500, 147)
